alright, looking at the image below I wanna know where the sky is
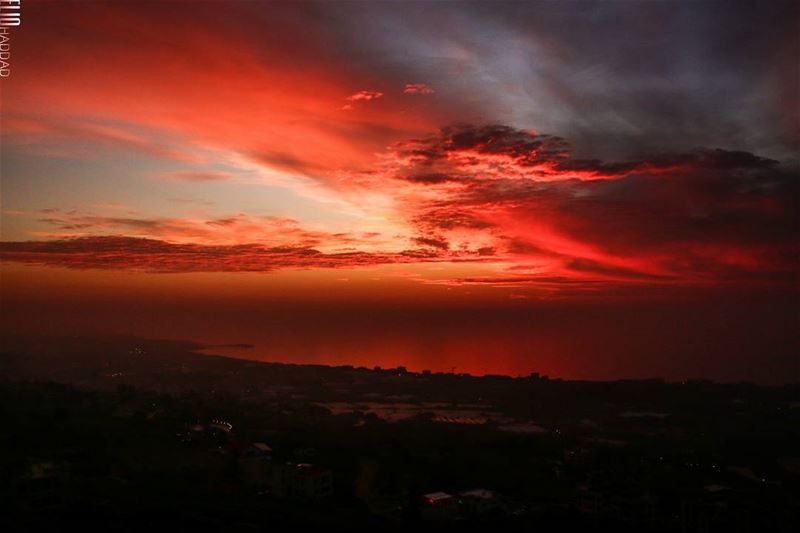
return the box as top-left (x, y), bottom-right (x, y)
top-left (1, 0), bottom-right (798, 382)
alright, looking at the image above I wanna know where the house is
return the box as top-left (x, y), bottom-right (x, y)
top-left (272, 463), bottom-right (333, 501)
top-left (576, 487), bottom-right (655, 526)
top-left (252, 442), bottom-right (272, 455)
top-left (15, 462), bottom-right (71, 510)
top-left (421, 491), bottom-right (459, 521)
top-left (459, 488), bottom-right (505, 518)
top-left (237, 442), bottom-right (273, 487)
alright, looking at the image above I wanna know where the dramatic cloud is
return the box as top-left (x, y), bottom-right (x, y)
top-left (3, 124), bottom-right (797, 291)
top-left (2, 121), bottom-right (797, 289)
top-left (378, 125), bottom-right (799, 286)
top-left (0, 1), bottom-right (796, 295)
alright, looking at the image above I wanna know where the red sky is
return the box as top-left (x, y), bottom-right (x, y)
top-left (1, 1), bottom-right (798, 382)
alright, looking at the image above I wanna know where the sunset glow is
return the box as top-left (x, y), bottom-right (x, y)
top-left (1, 1), bottom-right (797, 382)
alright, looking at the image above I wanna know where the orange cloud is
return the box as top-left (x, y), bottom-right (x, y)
top-left (23, 209), bottom-right (402, 251)
top-left (404, 83), bottom-right (435, 94)
top-left (345, 90), bottom-right (385, 101)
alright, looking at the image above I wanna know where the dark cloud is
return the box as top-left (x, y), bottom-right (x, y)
top-left (395, 125), bottom-right (784, 182)
top-left (566, 259), bottom-right (675, 282)
top-left (396, 124), bottom-right (569, 168)
top-left (413, 209), bottom-right (494, 231)
top-left (413, 236), bottom-right (450, 250)
top-left (392, 125), bottom-right (799, 286)
top-left (404, 172), bottom-right (460, 185)
top-left (205, 217), bottom-right (242, 227)
top-left (37, 215), bottom-right (163, 232)
top-left (251, 150), bottom-right (324, 177)
top-left (0, 236), bottom-right (439, 273)
top-left (337, 1), bottom-right (798, 159)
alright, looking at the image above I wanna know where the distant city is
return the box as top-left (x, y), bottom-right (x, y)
top-left (2, 335), bottom-right (798, 531)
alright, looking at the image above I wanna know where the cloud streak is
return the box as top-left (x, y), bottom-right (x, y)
top-left (2, 124), bottom-right (797, 291)
top-left (404, 83), bottom-right (434, 95)
top-left (0, 236), bottom-right (474, 273)
top-left (165, 171), bottom-right (235, 182)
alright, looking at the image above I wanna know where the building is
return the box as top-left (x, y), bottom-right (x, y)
top-left (272, 463), bottom-right (333, 501)
top-left (237, 442), bottom-right (273, 487)
top-left (459, 488), bottom-right (505, 518)
top-left (421, 492), bottom-right (459, 521)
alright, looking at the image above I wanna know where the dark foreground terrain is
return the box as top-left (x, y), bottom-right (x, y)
top-left (1, 335), bottom-right (798, 531)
